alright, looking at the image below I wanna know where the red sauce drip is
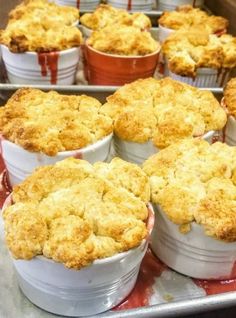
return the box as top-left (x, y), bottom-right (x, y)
top-left (194, 262), bottom-right (236, 295)
top-left (73, 152), bottom-right (83, 160)
top-left (127, 0), bottom-right (132, 11)
top-left (114, 249), bottom-right (167, 310)
top-left (76, 0), bottom-right (80, 9)
top-left (38, 53), bottom-right (47, 77)
top-left (222, 124), bottom-right (227, 143)
top-left (38, 52), bottom-right (59, 84)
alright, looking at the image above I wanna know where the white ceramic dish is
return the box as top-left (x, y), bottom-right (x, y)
top-left (158, 24), bottom-right (174, 43)
top-left (1, 45), bottom-right (80, 85)
top-left (1, 197), bottom-right (154, 317)
top-left (156, 0), bottom-right (204, 11)
top-left (55, 0), bottom-right (100, 10)
top-left (81, 25), bottom-right (93, 38)
top-left (168, 68), bottom-right (230, 88)
top-left (114, 131), bottom-right (215, 165)
top-left (151, 205), bottom-right (236, 280)
top-left (223, 116), bottom-right (236, 146)
top-left (107, 0), bottom-right (153, 11)
top-left (1, 134), bottom-right (112, 186)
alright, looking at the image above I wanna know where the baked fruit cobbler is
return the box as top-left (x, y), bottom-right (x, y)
top-left (3, 157), bottom-right (150, 269)
top-left (87, 25), bottom-right (160, 56)
top-left (162, 28), bottom-right (236, 77)
top-left (80, 4), bottom-right (151, 31)
top-left (101, 77), bottom-right (226, 148)
top-left (0, 88), bottom-right (113, 156)
top-left (0, 0), bottom-right (82, 52)
top-left (143, 139), bottom-right (236, 241)
top-left (159, 5), bottom-right (228, 34)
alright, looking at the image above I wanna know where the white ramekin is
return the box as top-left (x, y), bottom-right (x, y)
top-left (223, 116), bottom-right (236, 146)
top-left (114, 131), bottom-right (214, 165)
top-left (158, 24), bottom-right (174, 43)
top-left (107, 0), bottom-right (153, 11)
top-left (81, 25), bottom-right (93, 38)
top-left (156, 0), bottom-right (204, 11)
top-left (151, 205), bottom-right (236, 280)
top-left (168, 68), bottom-right (230, 88)
top-left (2, 197), bottom-right (154, 316)
top-left (55, 0), bottom-right (100, 10)
top-left (1, 134), bottom-right (112, 186)
top-left (1, 45), bottom-right (80, 85)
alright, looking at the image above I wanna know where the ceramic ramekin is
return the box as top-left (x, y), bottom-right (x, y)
top-left (168, 68), bottom-right (230, 88)
top-left (84, 44), bottom-right (160, 86)
top-left (107, 0), bottom-right (153, 11)
top-left (1, 134), bottom-right (112, 186)
top-left (55, 0), bottom-right (100, 10)
top-left (1, 197), bottom-right (154, 317)
top-left (1, 45), bottom-right (80, 85)
top-left (114, 131), bottom-right (215, 165)
top-left (151, 205), bottom-right (236, 280)
top-left (156, 0), bottom-right (204, 11)
top-left (81, 25), bottom-right (93, 38)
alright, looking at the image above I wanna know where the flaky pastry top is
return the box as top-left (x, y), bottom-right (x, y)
top-left (159, 5), bottom-right (228, 34)
top-left (0, 0), bottom-right (82, 52)
top-left (100, 77), bottom-right (226, 148)
top-left (3, 157), bottom-right (150, 269)
top-left (143, 139), bottom-right (236, 242)
top-left (223, 78), bottom-right (236, 118)
top-left (0, 88), bottom-right (113, 156)
top-left (162, 29), bottom-right (236, 77)
top-left (80, 4), bottom-right (151, 30)
top-left (8, 0), bottom-right (79, 26)
top-left (87, 26), bottom-right (160, 56)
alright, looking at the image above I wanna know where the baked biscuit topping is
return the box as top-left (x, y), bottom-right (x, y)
top-left (162, 29), bottom-right (236, 77)
top-left (224, 78), bottom-right (236, 117)
top-left (101, 77), bottom-right (226, 148)
top-left (87, 26), bottom-right (160, 56)
top-left (0, 88), bottom-right (113, 156)
top-left (143, 139), bottom-right (236, 242)
top-left (80, 4), bottom-right (151, 30)
top-left (159, 5), bottom-right (228, 34)
top-left (8, 0), bottom-right (79, 26)
top-left (3, 157), bottom-right (150, 269)
top-left (0, 0), bottom-right (82, 52)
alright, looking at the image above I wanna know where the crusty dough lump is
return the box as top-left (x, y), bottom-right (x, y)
top-left (101, 77), bottom-right (226, 148)
top-left (3, 157), bottom-right (150, 269)
top-left (143, 139), bottom-right (236, 242)
top-left (0, 88), bottom-right (113, 156)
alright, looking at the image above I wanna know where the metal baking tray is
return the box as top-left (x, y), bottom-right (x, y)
top-left (1, 84), bottom-right (235, 318)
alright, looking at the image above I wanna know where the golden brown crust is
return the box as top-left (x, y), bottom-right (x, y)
top-left (3, 157), bottom-right (150, 269)
top-left (159, 5), bottom-right (228, 33)
top-left (162, 29), bottom-right (236, 76)
top-left (224, 78), bottom-right (236, 117)
top-left (0, 88), bottom-right (113, 156)
top-left (80, 4), bottom-right (151, 30)
top-left (8, 0), bottom-right (79, 26)
top-left (87, 25), bottom-right (160, 56)
top-left (0, 0), bottom-right (82, 52)
top-left (101, 77), bottom-right (226, 148)
top-left (143, 139), bottom-right (236, 242)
